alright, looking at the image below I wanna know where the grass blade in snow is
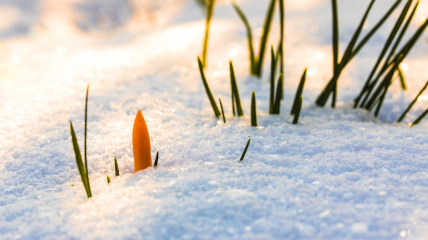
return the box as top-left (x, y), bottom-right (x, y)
top-left (107, 175), bottom-right (111, 184)
top-left (198, 56), bottom-right (221, 118)
top-left (70, 121), bottom-right (92, 198)
top-left (256, 0), bottom-right (276, 77)
top-left (114, 156), bottom-right (119, 176)
top-left (251, 91), bottom-right (257, 127)
top-left (240, 138), bottom-right (251, 161)
top-left (231, 0), bottom-right (256, 74)
top-left (292, 68), bottom-right (307, 115)
top-left (154, 151), bottom-right (159, 167)
top-left (273, 74), bottom-right (283, 114)
top-left (411, 108), bottom-right (428, 126)
top-left (230, 61), bottom-right (244, 116)
top-left (293, 96), bottom-right (302, 125)
top-left (398, 66), bottom-right (407, 90)
top-left (269, 46), bottom-right (276, 114)
top-left (279, 0), bottom-right (285, 75)
top-left (397, 81), bottom-right (428, 122)
top-left (331, 0), bottom-right (339, 74)
top-left (84, 85), bottom-right (89, 187)
top-left (219, 98), bottom-right (226, 123)
top-left (202, 0), bottom-right (216, 68)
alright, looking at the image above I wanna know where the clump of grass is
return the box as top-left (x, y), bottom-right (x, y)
top-left (240, 138), bottom-right (251, 161)
top-left (293, 96), bottom-right (302, 125)
top-left (154, 151), bottom-right (159, 167)
top-left (107, 175), bottom-right (111, 184)
top-left (219, 98), bottom-right (226, 123)
top-left (114, 156), bottom-right (119, 176)
top-left (251, 91), bottom-right (257, 127)
top-left (354, 0), bottom-right (418, 108)
top-left (397, 81), bottom-right (428, 122)
top-left (360, 17), bottom-right (428, 115)
top-left (202, 0), bottom-right (216, 68)
top-left (231, 0), bottom-right (276, 77)
top-left (316, 0), bottom-right (401, 107)
top-left (70, 121), bottom-right (92, 198)
top-left (198, 56), bottom-right (221, 118)
top-left (230, 61), bottom-right (244, 116)
top-left (292, 69), bottom-right (307, 115)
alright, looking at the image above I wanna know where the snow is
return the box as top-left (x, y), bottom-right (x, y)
top-left (1, 0), bottom-right (428, 239)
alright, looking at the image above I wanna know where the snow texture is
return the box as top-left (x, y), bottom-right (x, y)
top-left (1, 0), bottom-right (428, 239)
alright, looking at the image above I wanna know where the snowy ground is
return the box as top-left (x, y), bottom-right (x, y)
top-left (1, 0), bottom-right (428, 239)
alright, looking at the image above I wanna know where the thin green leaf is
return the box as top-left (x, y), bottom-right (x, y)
top-left (198, 56), bottom-right (221, 118)
top-left (251, 91), bottom-right (257, 127)
top-left (154, 151), bottom-right (159, 167)
top-left (231, 0), bottom-right (256, 74)
top-left (114, 156), bottom-right (119, 176)
top-left (397, 81), bottom-right (428, 122)
top-left (331, 0), bottom-right (339, 74)
top-left (230, 61), bottom-right (244, 116)
top-left (240, 138), bottom-right (251, 161)
top-left (70, 121), bottom-right (92, 198)
top-left (84, 84), bottom-right (89, 188)
top-left (269, 45), bottom-right (276, 114)
top-left (398, 66), bottom-right (408, 90)
top-left (292, 68), bottom-right (307, 115)
top-left (219, 98), bottom-right (226, 123)
top-left (256, 0), bottom-right (276, 77)
top-left (107, 175), bottom-right (111, 184)
top-left (202, 0), bottom-right (216, 68)
top-left (273, 74), bottom-right (283, 114)
top-left (279, 0), bottom-right (285, 75)
top-left (293, 96), bottom-right (302, 125)
top-left (411, 108), bottom-right (428, 126)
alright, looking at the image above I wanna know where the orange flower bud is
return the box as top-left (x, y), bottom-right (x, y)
top-left (132, 110), bottom-right (152, 172)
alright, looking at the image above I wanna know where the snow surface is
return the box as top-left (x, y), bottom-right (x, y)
top-left (1, 0), bottom-right (428, 239)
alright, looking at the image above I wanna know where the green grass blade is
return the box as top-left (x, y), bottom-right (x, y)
top-left (84, 85), bottom-right (89, 186)
top-left (202, 0), bottom-right (216, 68)
top-left (240, 138), bottom-right (251, 161)
top-left (70, 121), bottom-right (92, 198)
top-left (292, 68), bottom-right (307, 115)
top-left (231, 92), bottom-right (236, 116)
top-left (274, 74), bottom-right (283, 114)
top-left (398, 66), bottom-right (408, 90)
top-left (154, 151), bottom-right (159, 167)
top-left (411, 108), bottom-right (428, 126)
top-left (269, 45), bottom-right (276, 114)
top-left (256, 0), bottom-right (276, 77)
top-left (229, 61), bottom-right (244, 116)
top-left (331, 0), bottom-right (339, 74)
top-left (397, 80), bottom-right (428, 122)
top-left (251, 91), bottom-right (257, 127)
top-left (350, 0), bottom-right (402, 59)
top-left (293, 96), bottom-right (302, 125)
top-left (114, 156), bottom-right (119, 176)
top-left (107, 175), bottom-right (111, 184)
top-left (279, 0), bottom-right (285, 75)
top-left (219, 98), bottom-right (226, 123)
top-left (231, 0), bottom-right (256, 74)
top-left (198, 56), bottom-right (221, 118)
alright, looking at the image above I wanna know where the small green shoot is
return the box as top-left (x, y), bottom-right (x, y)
top-left (154, 151), bottom-right (159, 167)
top-left (70, 121), bottom-right (92, 198)
top-left (240, 138), bottom-right (251, 161)
top-left (292, 68), bottom-right (307, 115)
top-left (411, 108), bottom-right (428, 126)
top-left (397, 81), bottom-right (428, 122)
top-left (230, 61), bottom-right (244, 116)
top-left (293, 96), bottom-right (302, 125)
top-left (84, 85), bottom-right (90, 190)
top-left (198, 56), bottom-right (221, 118)
top-left (269, 45), bottom-right (276, 114)
top-left (219, 98), bottom-right (226, 123)
top-left (202, 0), bottom-right (216, 68)
top-left (331, 0), bottom-right (339, 75)
top-left (279, 0), bottom-right (285, 75)
top-left (398, 66), bottom-right (407, 90)
top-left (107, 175), bottom-right (111, 184)
top-left (273, 74), bottom-right (283, 114)
top-left (251, 91), bottom-right (257, 127)
top-left (114, 156), bottom-right (119, 177)
top-left (231, 0), bottom-right (276, 77)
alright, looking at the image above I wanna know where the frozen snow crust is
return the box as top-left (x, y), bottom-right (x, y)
top-left (1, 0), bottom-right (428, 239)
